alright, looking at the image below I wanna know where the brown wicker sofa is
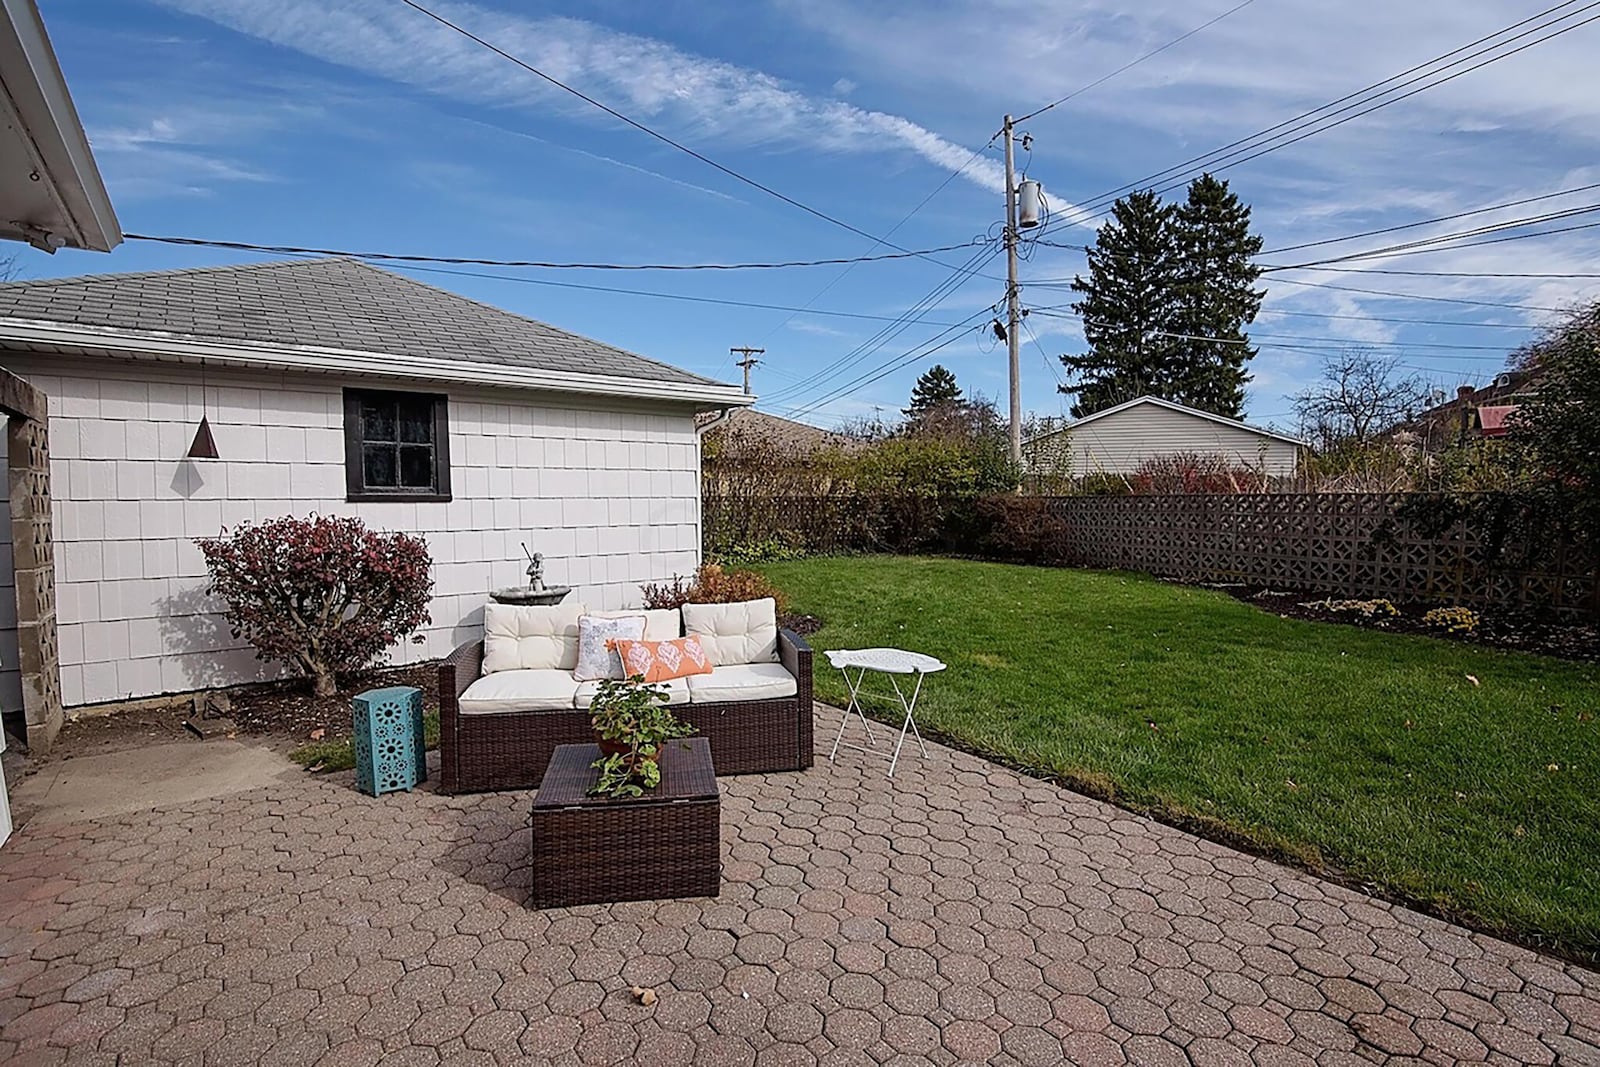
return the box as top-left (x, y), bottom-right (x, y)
top-left (437, 613), bottom-right (813, 795)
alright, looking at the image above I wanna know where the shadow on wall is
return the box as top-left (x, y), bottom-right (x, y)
top-left (450, 602), bottom-right (486, 652)
top-left (170, 458), bottom-right (206, 501)
top-left (155, 583), bottom-right (263, 691)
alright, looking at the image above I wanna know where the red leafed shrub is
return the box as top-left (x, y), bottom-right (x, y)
top-left (971, 494), bottom-right (1078, 565)
top-left (641, 563), bottom-right (789, 614)
top-left (1129, 452), bottom-right (1270, 494)
top-left (197, 515), bottom-right (433, 696)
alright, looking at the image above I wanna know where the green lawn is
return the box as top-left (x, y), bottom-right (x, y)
top-left (762, 556), bottom-right (1600, 958)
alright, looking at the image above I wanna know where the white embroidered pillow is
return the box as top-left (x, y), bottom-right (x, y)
top-left (573, 615), bottom-right (646, 681)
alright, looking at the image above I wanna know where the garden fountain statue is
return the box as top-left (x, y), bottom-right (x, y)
top-left (489, 542), bottom-right (572, 606)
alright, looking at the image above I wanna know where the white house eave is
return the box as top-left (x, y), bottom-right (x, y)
top-left (1027, 395), bottom-right (1307, 448)
top-left (0, 0), bottom-right (120, 252)
top-left (0, 318), bottom-right (755, 407)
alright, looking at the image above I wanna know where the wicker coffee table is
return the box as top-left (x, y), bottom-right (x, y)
top-left (530, 738), bottom-right (721, 908)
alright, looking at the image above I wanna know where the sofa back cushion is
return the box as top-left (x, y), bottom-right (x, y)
top-left (590, 608), bottom-right (682, 642)
top-left (482, 601), bottom-right (587, 673)
top-left (682, 597), bottom-right (779, 666)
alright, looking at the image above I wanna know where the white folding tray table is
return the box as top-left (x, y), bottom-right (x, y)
top-left (825, 647), bottom-right (946, 777)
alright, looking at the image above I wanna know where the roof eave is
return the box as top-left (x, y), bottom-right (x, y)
top-left (0, 318), bottom-right (755, 407)
top-left (0, 0), bottom-right (121, 253)
top-left (1063, 395), bottom-right (1308, 447)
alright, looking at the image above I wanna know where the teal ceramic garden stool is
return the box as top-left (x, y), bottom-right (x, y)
top-left (353, 686), bottom-right (427, 796)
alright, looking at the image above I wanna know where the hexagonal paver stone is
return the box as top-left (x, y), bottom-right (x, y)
top-left (0, 701), bottom-right (1596, 1067)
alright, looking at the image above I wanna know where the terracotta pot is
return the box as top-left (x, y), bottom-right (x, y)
top-left (595, 736), bottom-right (661, 765)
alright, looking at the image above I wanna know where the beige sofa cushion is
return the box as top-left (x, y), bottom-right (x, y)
top-left (459, 669), bottom-right (580, 714)
top-left (687, 663), bottom-right (797, 704)
top-left (482, 602), bottom-right (587, 673)
top-left (573, 677), bottom-right (690, 708)
top-left (682, 598), bottom-right (779, 666)
top-left (591, 608), bottom-right (682, 641)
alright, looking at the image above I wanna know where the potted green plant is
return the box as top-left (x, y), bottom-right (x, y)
top-left (587, 676), bottom-right (695, 799)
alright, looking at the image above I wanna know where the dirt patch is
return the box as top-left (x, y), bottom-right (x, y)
top-left (1203, 582), bottom-right (1599, 661)
top-left (39, 663), bottom-right (439, 767)
top-left (779, 613), bottom-right (823, 637)
top-left (221, 664), bottom-right (439, 741)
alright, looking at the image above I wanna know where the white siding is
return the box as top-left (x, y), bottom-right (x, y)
top-left (0, 354), bottom-right (705, 710)
top-left (1035, 402), bottom-right (1299, 477)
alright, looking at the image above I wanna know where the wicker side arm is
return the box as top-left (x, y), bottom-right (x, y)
top-left (779, 629), bottom-right (815, 768)
top-left (438, 640), bottom-right (484, 795)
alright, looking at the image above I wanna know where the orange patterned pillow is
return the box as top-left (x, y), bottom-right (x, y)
top-left (611, 636), bottom-right (714, 683)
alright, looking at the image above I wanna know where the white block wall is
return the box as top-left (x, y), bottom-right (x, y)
top-left (0, 354), bottom-right (705, 710)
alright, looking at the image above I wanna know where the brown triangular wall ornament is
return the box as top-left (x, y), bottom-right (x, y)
top-left (187, 416), bottom-right (219, 459)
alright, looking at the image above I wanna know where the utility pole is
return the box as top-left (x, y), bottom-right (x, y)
top-left (1002, 115), bottom-right (1023, 475)
top-left (730, 347), bottom-right (763, 395)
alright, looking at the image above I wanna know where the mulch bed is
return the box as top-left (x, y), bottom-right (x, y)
top-left (222, 664), bottom-right (441, 741)
top-left (778, 613), bottom-right (823, 637)
top-left (1203, 582), bottom-right (1599, 662)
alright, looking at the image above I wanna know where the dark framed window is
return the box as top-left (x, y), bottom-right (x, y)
top-left (343, 388), bottom-right (451, 502)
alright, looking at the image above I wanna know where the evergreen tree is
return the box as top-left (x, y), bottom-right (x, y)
top-left (904, 364), bottom-right (963, 419)
top-left (1172, 173), bottom-right (1264, 418)
top-left (1060, 190), bottom-right (1181, 418)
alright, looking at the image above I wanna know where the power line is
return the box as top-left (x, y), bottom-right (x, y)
top-left (779, 311), bottom-right (991, 419)
top-left (745, 134), bottom-right (1001, 369)
top-left (1035, 190), bottom-right (1600, 276)
top-left (1256, 307), bottom-right (1540, 330)
top-left (1272, 265), bottom-right (1600, 280)
top-left (1043, 1), bottom-right (1600, 231)
top-left (1021, 316), bottom-right (1066, 387)
top-left (121, 233), bottom-right (993, 272)
top-left (1259, 180), bottom-right (1600, 255)
top-left (1015, 0), bottom-right (1260, 124)
top-left (1267, 275), bottom-right (1569, 313)
top-left (1029, 309), bottom-right (1524, 352)
top-left (375, 260), bottom-right (970, 325)
top-left (1260, 202), bottom-right (1600, 271)
top-left (760, 245), bottom-right (1001, 404)
top-left (757, 0), bottom-right (1245, 369)
top-left (396, 0), bottom-right (975, 270)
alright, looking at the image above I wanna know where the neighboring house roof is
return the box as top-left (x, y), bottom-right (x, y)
top-left (0, 0), bottom-right (120, 252)
top-left (1025, 395), bottom-right (1307, 448)
top-left (0, 258), bottom-right (750, 406)
top-left (696, 408), bottom-right (854, 452)
top-left (1477, 405), bottom-right (1518, 437)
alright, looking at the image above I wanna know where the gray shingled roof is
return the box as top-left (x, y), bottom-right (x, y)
top-left (0, 257), bottom-right (723, 386)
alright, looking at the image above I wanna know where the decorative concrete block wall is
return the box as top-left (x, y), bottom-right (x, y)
top-left (0, 355), bottom-right (704, 711)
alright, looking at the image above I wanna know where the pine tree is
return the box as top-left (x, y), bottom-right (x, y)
top-left (904, 364), bottom-right (963, 419)
top-left (1172, 174), bottom-right (1264, 418)
top-left (1060, 190), bottom-right (1181, 418)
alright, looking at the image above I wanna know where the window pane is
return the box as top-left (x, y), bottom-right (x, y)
top-left (399, 445), bottom-right (434, 489)
top-left (398, 398), bottom-right (434, 444)
top-left (363, 444), bottom-right (397, 487)
top-left (362, 399), bottom-right (397, 442)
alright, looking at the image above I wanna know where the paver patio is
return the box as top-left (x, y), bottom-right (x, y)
top-left (1, 704), bottom-right (1597, 1066)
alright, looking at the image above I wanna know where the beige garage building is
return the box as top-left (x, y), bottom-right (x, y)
top-left (1025, 395), bottom-right (1304, 479)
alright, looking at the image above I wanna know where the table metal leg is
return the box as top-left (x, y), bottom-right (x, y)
top-left (886, 672), bottom-right (929, 778)
top-left (828, 666), bottom-right (877, 762)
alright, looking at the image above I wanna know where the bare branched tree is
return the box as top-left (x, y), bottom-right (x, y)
top-left (0, 254), bottom-right (19, 282)
top-left (1291, 349), bottom-right (1432, 451)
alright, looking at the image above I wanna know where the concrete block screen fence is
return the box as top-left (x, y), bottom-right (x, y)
top-left (703, 492), bottom-right (1599, 618)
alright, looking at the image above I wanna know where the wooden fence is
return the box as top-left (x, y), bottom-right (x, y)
top-left (703, 491), bottom-right (1599, 616)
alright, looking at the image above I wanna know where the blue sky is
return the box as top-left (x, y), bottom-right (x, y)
top-left (21, 0), bottom-right (1600, 430)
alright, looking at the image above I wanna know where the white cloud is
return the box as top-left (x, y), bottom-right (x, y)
top-left (154, 0), bottom-right (1009, 192)
top-left (832, 78), bottom-right (857, 97)
top-left (88, 108), bottom-right (279, 199)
